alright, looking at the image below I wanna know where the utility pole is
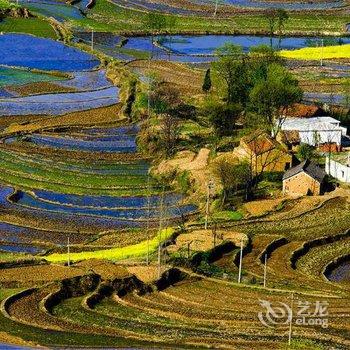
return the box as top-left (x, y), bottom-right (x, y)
top-left (263, 253), bottom-right (267, 288)
top-left (205, 180), bottom-right (214, 230)
top-left (67, 235), bottom-right (70, 267)
top-left (91, 29), bottom-right (94, 51)
top-left (212, 222), bottom-right (217, 248)
top-left (157, 189), bottom-right (165, 279)
top-left (214, 0), bottom-right (218, 17)
top-left (147, 57), bottom-right (151, 119)
top-left (288, 293), bottom-right (294, 346)
top-left (187, 241), bottom-right (192, 259)
top-left (238, 239), bottom-right (243, 283)
top-left (146, 174), bottom-right (151, 265)
top-left (320, 38), bottom-right (324, 67)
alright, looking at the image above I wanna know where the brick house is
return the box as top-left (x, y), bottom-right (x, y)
top-left (237, 130), bottom-right (293, 175)
top-left (282, 160), bottom-right (326, 196)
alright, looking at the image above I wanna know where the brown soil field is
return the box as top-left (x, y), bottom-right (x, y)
top-left (243, 198), bottom-right (285, 217)
top-left (74, 259), bottom-right (131, 280)
top-left (168, 229), bottom-right (246, 254)
top-left (91, 229), bottom-right (154, 248)
top-left (156, 148), bottom-right (211, 195)
top-left (2, 104), bottom-right (123, 135)
top-left (0, 265), bottom-right (86, 286)
top-left (127, 60), bottom-right (204, 96)
top-left (6, 82), bottom-right (77, 96)
top-left (126, 264), bottom-right (159, 283)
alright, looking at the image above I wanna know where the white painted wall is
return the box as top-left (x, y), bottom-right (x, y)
top-left (326, 157), bottom-right (350, 183)
top-left (299, 130), bottom-right (342, 146)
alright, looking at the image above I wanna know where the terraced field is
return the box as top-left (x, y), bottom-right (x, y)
top-left (112, 0), bottom-right (349, 15)
top-left (0, 0), bottom-right (349, 348)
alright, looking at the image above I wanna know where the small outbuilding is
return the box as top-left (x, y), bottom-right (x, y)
top-left (326, 152), bottom-right (350, 183)
top-left (282, 160), bottom-right (326, 196)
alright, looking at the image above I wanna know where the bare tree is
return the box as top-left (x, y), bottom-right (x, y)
top-left (159, 114), bottom-right (180, 158)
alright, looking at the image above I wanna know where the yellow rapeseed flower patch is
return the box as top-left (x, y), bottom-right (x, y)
top-left (280, 44), bottom-right (350, 60)
top-left (46, 228), bottom-right (175, 263)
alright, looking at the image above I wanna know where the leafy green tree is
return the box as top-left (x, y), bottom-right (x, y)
top-left (146, 13), bottom-right (167, 33)
top-left (212, 44), bottom-right (250, 106)
top-left (276, 9), bottom-right (289, 36)
top-left (202, 99), bottom-right (242, 137)
top-left (297, 144), bottom-right (316, 161)
top-left (249, 45), bottom-right (282, 83)
top-left (212, 158), bottom-right (250, 204)
top-left (249, 63), bottom-right (303, 137)
top-left (343, 78), bottom-right (350, 109)
top-left (202, 68), bottom-right (212, 93)
top-left (264, 8), bottom-right (289, 48)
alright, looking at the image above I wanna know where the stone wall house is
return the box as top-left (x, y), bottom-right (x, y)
top-left (237, 130), bottom-right (293, 174)
top-left (282, 160), bottom-right (326, 196)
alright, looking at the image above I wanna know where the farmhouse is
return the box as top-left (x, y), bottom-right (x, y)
top-left (282, 103), bottom-right (324, 119)
top-left (326, 153), bottom-right (350, 183)
top-left (279, 117), bottom-right (347, 151)
top-left (282, 160), bottom-right (326, 196)
top-left (236, 130), bottom-right (293, 174)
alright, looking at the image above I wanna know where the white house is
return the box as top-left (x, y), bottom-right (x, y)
top-left (326, 153), bottom-right (350, 183)
top-left (280, 117), bottom-right (347, 147)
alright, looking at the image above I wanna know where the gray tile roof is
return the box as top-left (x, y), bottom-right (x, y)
top-left (283, 160), bottom-right (326, 182)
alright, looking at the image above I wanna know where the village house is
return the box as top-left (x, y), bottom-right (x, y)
top-left (282, 103), bottom-right (324, 119)
top-left (326, 152), bottom-right (350, 183)
top-left (282, 160), bottom-right (326, 196)
top-left (279, 116), bottom-right (347, 152)
top-left (235, 130), bottom-right (293, 174)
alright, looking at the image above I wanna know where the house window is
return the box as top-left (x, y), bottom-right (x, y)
top-left (341, 170), bottom-right (345, 178)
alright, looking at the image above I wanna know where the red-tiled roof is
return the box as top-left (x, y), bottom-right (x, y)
top-left (283, 103), bottom-right (323, 118)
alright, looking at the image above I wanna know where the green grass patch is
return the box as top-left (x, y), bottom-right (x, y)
top-left (212, 210), bottom-right (243, 221)
top-left (0, 18), bottom-right (57, 38)
top-left (115, 47), bottom-right (150, 60)
top-left (46, 228), bottom-right (174, 263)
top-left (0, 149), bottom-right (160, 196)
top-left (71, 0), bottom-right (348, 35)
top-left (0, 0), bottom-right (18, 10)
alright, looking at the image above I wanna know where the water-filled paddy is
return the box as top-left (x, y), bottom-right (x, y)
top-left (158, 35), bottom-right (350, 56)
top-left (15, 131), bottom-right (135, 152)
top-left (0, 34), bottom-right (99, 72)
top-left (56, 70), bottom-right (113, 91)
top-left (83, 33), bottom-right (350, 63)
top-left (0, 86), bottom-right (119, 116)
top-left (12, 190), bottom-right (197, 220)
top-left (0, 66), bottom-right (63, 88)
top-left (18, 0), bottom-right (84, 21)
top-left (33, 189), bottom-right (185, 209)
top-left (0, 122), bottom-right (197, 228)
top-left (304, 92), bottom-right (346, 106)
top-left (113, 0), bottom-right (347, 13)
top-left (327, 260), bottom-right (350, 282)
top-left (0, 244), bottom-right (43, 254)
top-left (199, 0), bottom-right (346, 10)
